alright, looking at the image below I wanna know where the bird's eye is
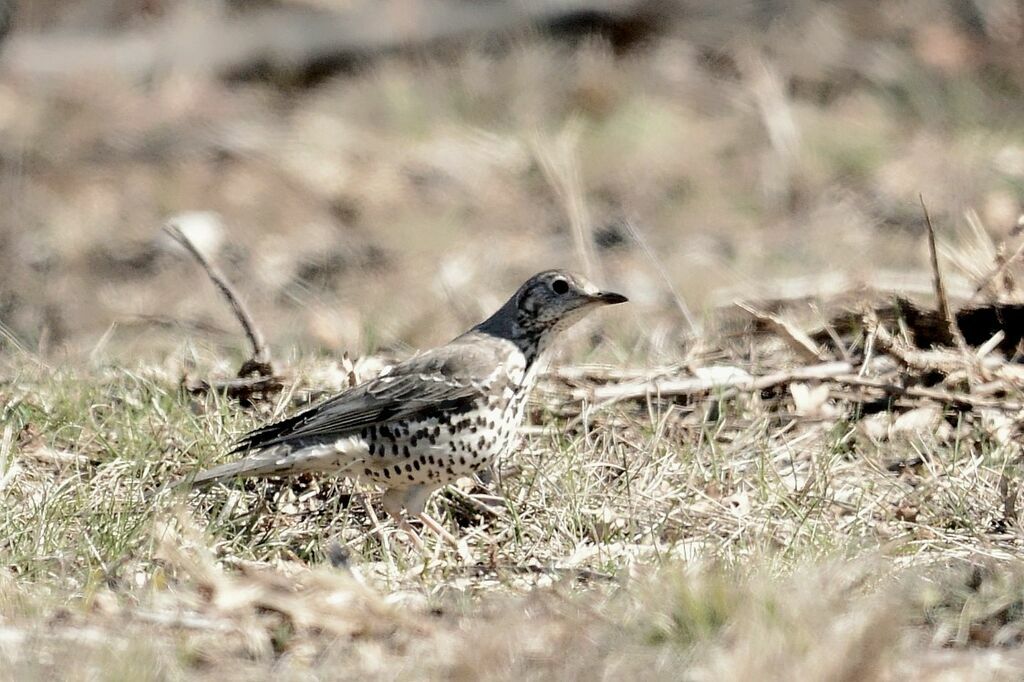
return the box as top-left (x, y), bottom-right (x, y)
top-left (551, 278), bottom-right (570, 295)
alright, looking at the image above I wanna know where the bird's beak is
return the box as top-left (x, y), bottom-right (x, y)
top-left (590, 290), bottom-right (629, 305)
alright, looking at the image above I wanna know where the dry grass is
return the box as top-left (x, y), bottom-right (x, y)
top-left (3, 334), bottom-right (1024, 679)
top-left (5, 1), bottom-right (1024, 678)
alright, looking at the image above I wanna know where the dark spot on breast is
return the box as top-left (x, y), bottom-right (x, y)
top-left (391, 443), bottom-right (399, 456)
top-left (410, 436), bottom-right (418, 447)
top-left (405, 463), bottom-right (412, 472)
top-left (402, 445), bottom-right (410, 456)
top-left (413, 460), bottom-right (421, 470)
top-left (408, 474), bottom-right (415, 481)
top-left (393, 465), bottom-right (402, 475)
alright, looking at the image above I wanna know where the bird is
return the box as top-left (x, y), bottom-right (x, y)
top-left (186, 270), bottom-right (627, 548)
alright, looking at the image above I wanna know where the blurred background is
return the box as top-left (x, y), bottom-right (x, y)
top-left (1, 0), bottom-right (1022, 363)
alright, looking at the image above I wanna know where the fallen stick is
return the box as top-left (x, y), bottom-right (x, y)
top-left (920, 194), bottom-right (968, 353)
top-left (455, 563), bottom-right (617, 582)
top-left (164, 222), bottom-right (271, 366)
top-left (182, 375), bottom-right (284, 401)
top-left (577, 361), bottom-right (855, 403)
top-left (969, 238), bottom-right (1024, 302)
top-left (577, 360), bottom-right (1024, 412)
top-left (736, 301), bottom-right (826, 363)
top-left (165, 221), bottom-right (282, 406)
top-left (824, 375), bottom-right (1024, 411)
top-left (553, 364), bottom-right (680, 382)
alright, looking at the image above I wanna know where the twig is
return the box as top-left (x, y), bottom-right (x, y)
top-left (623, 218), bottom-right (700, 335)
top-left (553, 364), bottom-right (680, 383)
top-left (920, 194), bottom-right (967, 352)
top-left (454, 563), bottom-right (617, 582)
top-left (968, 233), bottom-right (1024, 303)
top-left (361, 492), bottom-right (398, 576)
top-left (811, 301), bottom-right (850, 362)
top-left (182, 375), bottom-right (284, 401)
top-left (164, 222), bottom-right (271, 367)
top-left (575, 357), bottom-right (1024, 412)
top-left (826, 374), bottom-right (1024, 412)
top-left (976, 331), bottom-right (1006, 359)
top-left (736, 301), bottom-right (826, 363)
top-left (859, 309), bottom-right (879, 377)
top-left (0, 317), bottom-right (48, 369)
top-left (866, 315), bottom-right (959, 373)
top-left (999, 471), bottom-right (1019, 529)
top-left (441, 485), bottom-right (504, 519)
top-left (578, 360), bottom-right (855, 403)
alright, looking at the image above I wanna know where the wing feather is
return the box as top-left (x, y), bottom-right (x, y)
top-left (231, 341), bottom-right (504, 454)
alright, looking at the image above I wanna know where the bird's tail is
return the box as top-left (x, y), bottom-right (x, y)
top-left (177, 446), bottom-right (353, 489)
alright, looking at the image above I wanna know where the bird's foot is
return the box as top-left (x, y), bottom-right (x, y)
top-left (398, 520), bottom-right (428, 553)
top-left (417, 512), bottom-right (473, 563)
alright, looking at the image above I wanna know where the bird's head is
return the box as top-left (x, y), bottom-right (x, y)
top-left (514, 270), bottom-right (627, 331)
top-left (474, 270), bottom-right (627, 355)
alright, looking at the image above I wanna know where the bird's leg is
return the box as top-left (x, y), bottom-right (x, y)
top-left (398, 519), bottom-right (427, 550)
top-left (361, 491), bottom-right (397, 574)
top-left (381, 487), bottom-right (421, 552)
top-left (405, 486), bottom-right (472, 563)
top-left (418, 513), bottom-right (472, 563)
top-left (414, 511), bottom-right (457, 545)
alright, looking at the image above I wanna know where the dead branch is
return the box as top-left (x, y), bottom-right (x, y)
top-left (866, 316), bottom-right (961, 373)
top-left (969, 237), bottom-right (1024, 303)
top-left (164, 222), bottom-right (271, 367)
top-left (736, 301), bottom-right (826, 363)
top-left (182, 375), bottom-right (284, 403)
top-left (454, 563), bottom-right (617, 582)
top-left (826, 375), bottom-right (1024, 412)
top-left (574, 355), bottom-right (1024, 413)
top-left (623, 218), bottom-right (700, 334)
top-left (920, 194), bottom-right (968, 352)
top-left (553, 365), bottom-right (680, 383)
top-left (579, 361), bottom-right (856, 403)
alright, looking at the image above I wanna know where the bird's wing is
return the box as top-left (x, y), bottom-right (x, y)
top-left (232, 340), bottom-right (505, 453)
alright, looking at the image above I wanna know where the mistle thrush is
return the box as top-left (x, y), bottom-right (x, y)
top-left (188, 270), bottom-right (627, 539)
